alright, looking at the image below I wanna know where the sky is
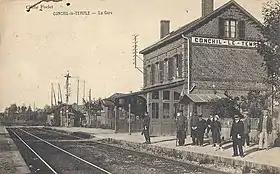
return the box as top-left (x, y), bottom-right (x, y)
top-left (0, 0), bottom-right (269, 111)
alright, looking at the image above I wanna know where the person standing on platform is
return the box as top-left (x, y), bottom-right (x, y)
top-left (258, 109), bottom-right (273, 150)
top-left (197, 115), bottom-right (207, 146)
top-left (175, 110), bottom-right (186, 146)
top-left (141, 112), bottom-right (151, 144)
top-left (211, 115), bottom-right (223, 150)
top-left (191, 113), bottom-right (199, 145)
top-left (230, 114), bottom-right (244, 157)
top-left (242, 111), bottom-right (251, 147)
top-left (206, 115), bottom-right (213, 138)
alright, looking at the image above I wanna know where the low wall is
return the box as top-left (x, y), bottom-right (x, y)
top-left (100, 138), bottom-right (280, 174)
top-left (116, 119), bottom-right (143, 133)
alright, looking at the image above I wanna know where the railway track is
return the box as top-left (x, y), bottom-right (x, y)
top-left (7, 127), bottom-right (230, 174)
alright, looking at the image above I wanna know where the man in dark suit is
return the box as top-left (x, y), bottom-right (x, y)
top-left (190, 113), bottom-right (199, 145)
top-left (197, 115), bottom-right (207, 146)
top-left (141, 112), bottom-right (151, 144)
top-left (175, 110), bottom-right (186, 146)
top-left (230, 114), bottom-right (244, 157)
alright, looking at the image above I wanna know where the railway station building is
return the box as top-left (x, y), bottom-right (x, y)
top-left (116, 0), bottom-right (269, 136)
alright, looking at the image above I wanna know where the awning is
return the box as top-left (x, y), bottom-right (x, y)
top-left (181, 93), bottom-right (227, 103)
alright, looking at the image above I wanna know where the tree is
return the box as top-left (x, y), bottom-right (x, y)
top-left (240, 91), bottom-right (267, 118)
top-left (258, 1), bottom-right (280, 86)
top-left (21, 106), bottom-right (27, 113)
top-left (208, 98), bottom-right (240, 118)
top-left (10, 104), bottom-right (17, 114)
top-left (17, 106), bottom-right (21, 113)
top-left (27, 106), bottom-right (32, 112)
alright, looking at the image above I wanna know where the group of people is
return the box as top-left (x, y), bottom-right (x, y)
top-left (190, 114), bottom-right (223, 149)
top-left (141, 109), bottom-right (274, 157)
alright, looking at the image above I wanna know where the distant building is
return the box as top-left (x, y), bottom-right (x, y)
top-left (102, 93), bottom-right (145, 132)
top-left (136, 0), bottom-right (268, 136)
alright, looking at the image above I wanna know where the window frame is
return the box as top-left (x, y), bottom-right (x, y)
top-left (220, 18), bottom-right (238, 39)
top-left (164, 59), bottom-right (169, 81)
top-left (163, 90), bottom-right (170, 100)
top-left (163, 103), bottom-right (170, 119)
top-left (159, 61), bottom-right (164, 83)
top-left (151, 103), bottom-right (159, 119)
top-left (224, 19), bottom-right (237, 39)
top-left (174, 92), bottom-right (180, 100)
top-left (155, 62), bottom-right (160, 84)
top-left (152, 91), bottom-right (159, 99)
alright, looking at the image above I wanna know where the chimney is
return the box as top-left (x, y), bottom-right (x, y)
top-left (160, 20), bottom-right (170, 39)
top-left (202, 0), bottom-right (214, 17)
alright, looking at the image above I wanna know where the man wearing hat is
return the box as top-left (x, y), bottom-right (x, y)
top-left (211, 115), bottom-right (222, 149)
top-left (197, 114), bottom-right (207, 146)
top-left (141, 112), bottom-right (151, 144)
top-left (230, 114), bottom-right (245, 157)
top-left (190, 112), bottom-right (199, 145)
top-left (257, 109), bottom-right (273, 150)
top-left (175, 110), bottom-right (186, 146)
top-left (242, 111), bottom-right (251, 147)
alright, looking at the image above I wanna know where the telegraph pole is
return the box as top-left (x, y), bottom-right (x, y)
top-left (51, 83), bottom-right (57, 105)
top-left (128, 103), bottom-right (131, 135)
top-left (88, 89), bottom-right (92, 126)
top-left (64, 71), bottom-right (71, 127)
top-left (77, 79), bottom-right (80, 108)
top-left (64, 71), bottom-right (71, 105)
top-left (58, 83), bottom-right (63, 104)
top-left (132, 34), bottom-right (143, 74)
top-left (50, 85), bottom-right (53, 107)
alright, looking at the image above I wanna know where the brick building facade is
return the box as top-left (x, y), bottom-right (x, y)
top-left (137, 0), bottom-right (269, 136)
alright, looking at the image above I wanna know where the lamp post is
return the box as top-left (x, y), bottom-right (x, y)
top-left (114, 105), bottom-right (117, 133)
top-left (128, 103), bottom-right (131, 135)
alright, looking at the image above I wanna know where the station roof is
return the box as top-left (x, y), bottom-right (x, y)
top-left (181, 93), bottom-right (228, 103)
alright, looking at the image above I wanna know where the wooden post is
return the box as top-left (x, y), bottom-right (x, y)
top-left (129, 104), bottom-right (131, 135)
top-left (114, 106), bottom-right (117, 133)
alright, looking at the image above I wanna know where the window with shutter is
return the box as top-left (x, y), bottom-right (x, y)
top-left (155, 62), bottom-right (160, 84)
top-left (230, 20), bottom-right (237, 38)
top-left (238, 20), bottom-right (245, 39)
top-left (151, 64), bottom-right (155, 85)
top-left (219, 18), bottom-right (225, 37)
top-left (159, 61), bottom-right (164, 82)
top-left (164, 59), bottom-right (169, 81)
top-left (146, 65), bottom-right (151, 86)
top-left (168, 58), bottom-right (173, 80)
top-left (177, 54), bottom-right (183, 78)
top-left (144, 66), bottom-right (147, 87)
top-left (221, 19), bottom-right (237, 38)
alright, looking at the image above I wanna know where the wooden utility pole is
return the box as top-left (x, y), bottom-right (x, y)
top-left (58, 83), bottom-right (63, 104)
top-left (88, 89), bottom-right (92, 126)
top-left (51, 83), bottom-right (57, 105)
top-left (51, 85), bottom-right (53, 107)
top-left (77, 79), bottom-right (80, 107)
top-left (83, 80), bottom-right (86, 100)
top-left (64, 71), bottom-right (71, 105)
top-left (114, 106), bottom-right (117, 133)
top-left (128, 104), bottom-right (131, 135)
top-left (132, 34), bottom-right (143, 74)
top-left (64, 71), bottom-right (71, 127)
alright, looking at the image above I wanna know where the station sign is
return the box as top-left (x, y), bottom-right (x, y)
top-left (191, 37), bottom-right (259, 48)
